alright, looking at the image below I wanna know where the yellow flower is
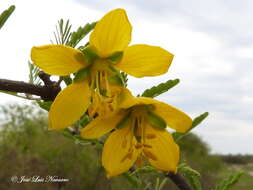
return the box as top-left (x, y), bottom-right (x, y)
top-left (31, 8), bottom-right (174, 130)
top-left (81, 89), bottom-right (192, 177)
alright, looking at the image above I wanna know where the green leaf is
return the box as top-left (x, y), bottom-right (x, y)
top-left (191, 112), bottom-right (209, 129)
top-left (121, 72), bottom-right (128, 86)
top-left (68, 22), bottom-right (96, 48)
top-left (28, 61), bottom-right (42, 85)
top-left (147, 111), bottom-right (167, 129)
top-left (122, 173), bottom-right (141, 189)
top-left (59, 129), bottom-right (99, 144)
top-left (52, 19), bottom-right (72, 45)
top-left (73, 135), bottom-right (99, 144)
top-left (0, 5), bottom-right (15, 30)
top-left (60, 130), bottom-right (75, 140)
top-left (141, 79), bottom-right (180, 98)
top-left (178, 163), bottom-right (201, 177)
top-left (37, 101), bottom-right (52, 111)
top-left (173, 112), bottom-right (209, 141)
top-left (212, 171), bottom-right (244, 190)
top-left (73, 67), bottom-right (90, 82)
top-left (178, 164), bottom-right (202, 190)
top-left (0, 90), bottom-right (17, 96)
top-left (106, 51), bottom-right (123, 64)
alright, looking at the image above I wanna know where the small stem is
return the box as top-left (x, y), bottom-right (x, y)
top-left (0, 78), bottom-right (61, 101)
top-left (166, 172), bottom-right (192, 190)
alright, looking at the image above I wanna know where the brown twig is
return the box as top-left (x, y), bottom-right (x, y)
top-left (0, 73), bottom-right (61, 101)
top-left (166, 172), bottom-right (193, 190)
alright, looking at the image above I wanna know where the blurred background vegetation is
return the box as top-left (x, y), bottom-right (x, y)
top-left (0, 103), bottom-right (252, 190)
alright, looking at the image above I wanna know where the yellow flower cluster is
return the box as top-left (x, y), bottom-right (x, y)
top-left (31, 9), bottom-right (192, 177)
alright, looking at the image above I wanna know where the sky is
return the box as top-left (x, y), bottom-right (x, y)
top-left (0, 0), bottom-right (252, 154)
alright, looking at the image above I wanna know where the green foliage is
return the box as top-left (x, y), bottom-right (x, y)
top-left (121, 72), bottom-right (128, 86)
top-left (130, 166), bottom-right (157, 176)
top-left (122, 173), bottom-right (141, 189)
top-left (178, 133), bottom-right (224, 190)
top-left (212, 172), bottom-right (244, 190)
top-left (220, 154), bottom-right (253, 165)
top-left (0, 104), bottom-right (248, 190)
top-left (178, 163), bottom-right (202, 190)
top-left (191, 112), bottom-right (209, 129)
top-left (141, 79), bottom-right (180, 98)
top-left (155, 178), bottom-right (168, 190)
top-left (28, 61), bottom-right (42, 85)
top-left (37, 101), bottom-right (52, 111)
top-left (52, 19), bottom-right (95, 47)
top-left (68, 22), bottom-right (96, 48)
top-left (173, 112), bottom-right (209, 141)
top-left (0, 104), bottom-right (102, 190)
top-left (0, 5), bottom-right (15, 30)
top-left (52, 19), bottom-right (72, 45)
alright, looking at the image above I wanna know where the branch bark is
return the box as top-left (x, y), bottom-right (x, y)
top-left (0, 74), bottom-right (61, 101)
top-left (166, 172), bottom-right (193, 190)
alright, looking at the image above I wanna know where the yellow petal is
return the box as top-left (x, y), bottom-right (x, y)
top-left (116, 44), bottom-right (174, 78)
top-left (90, 9), bottom-right (132, 57)
top-left (152, 100), bottom-right (192, 133)
top-left (135, 97), bottom-right (192, 133)
top-left (31, 45), bottom-right (86, 76)
top-left (102, 126), bottom-right (139, 177)
top-left (49, 81), bottom-right (91, 130)
top-left (144, 125), bottom-right (179, 172)
top-left (118, 88), bottom-right (138, 109)
top-left (81, 111), bottom-right (126, 139)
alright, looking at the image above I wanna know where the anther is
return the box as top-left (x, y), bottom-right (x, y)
top-left (143, 149), bottom-right (157, 161)
top-left (135, 143), bottom-right (143, 149)
top-left (143, 144), bottom-right (152, 148)
top-left (146, 134), bottom-right (156, 139)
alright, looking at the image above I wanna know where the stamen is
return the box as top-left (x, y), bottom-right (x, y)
top-left (143, 149), bottom-right (157, 161)
top-left (146, 134), bottom-right (156, 139)
top-left (120, 154), bottom-right (128, 163)
top-left (135, 155), bottom-right (144, 168)
top-left (135, 143), bottom-right (142, 149)
top-left (104, 71), bottom-right (111, 96)
top-left (143, 144), bottom-right (152, 148)
top-left (120, 150), bottom-right (133, 163)
top-left (95, 71), bottom-right (100, 92)
top-left (127, 151), bottom-right (133, 159)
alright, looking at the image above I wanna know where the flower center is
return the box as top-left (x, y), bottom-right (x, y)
top-left (120, 105), bottom-right (158, 164)
top-left (88, 60), bottom-right (122, 117)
